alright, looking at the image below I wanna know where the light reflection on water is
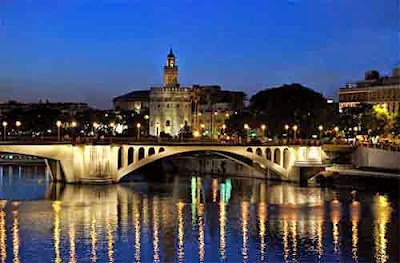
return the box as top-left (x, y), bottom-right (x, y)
top-left (0, 165), bottom-right (398, 262)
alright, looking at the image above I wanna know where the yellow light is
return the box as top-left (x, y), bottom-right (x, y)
top-left (334, 126), bottom-right (339, 132)
top-left (293, 125), bottom-right (298, 131)
top-left (261, 124), bottom-right (266, 130)
top-left (56, 120), bottom-right (61, 128)
top-left (198, 112), bottom-right (202, 116)
top-left (93, 122), bottom-right (99, 128)
top-left (226, 136), bottom-right (230, 140)
top-left (180, 124), bottom-right (184, 129)
top-left (225, 113), bottom-right (229, 117)
top-left (2, 122), bottom-right (7, 127)
top-left (214, 112), bottom-right (218, 116)
top-left (200, 124), bottom-right (205, 129)
top-left (15, 121), bottom-right (21, 127)
top-left (136, 123), bottom-right (141, 128)
top-left (109, 122), bottom-right (115, 128)
top-left (222, 124), bottom-right (226, 130)
top-left (284, 124), bottom-right (289, 130)
top-left (354, 127), bottom-right (358, 132)
top-left (193, 131), bottom-right (200, 137)
top-left (71, 121), bottom-right (77, 128)
top-left (144, 115), bottom-right (149, 120)
top-left (318, 125), bottom-right (323, 131)
top-left (244, 124), bottom-right (249, 130)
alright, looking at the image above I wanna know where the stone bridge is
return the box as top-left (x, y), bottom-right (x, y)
top-left (0, 144), bottom-right (325, 183)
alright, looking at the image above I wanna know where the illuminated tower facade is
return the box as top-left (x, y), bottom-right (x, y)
top-left (149, 49), bottom-right (191, 136)
top-left (163, 49), bottom-right (179, 87)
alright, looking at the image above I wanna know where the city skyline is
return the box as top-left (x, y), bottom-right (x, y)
top-left (1, 0), bottom-right (398, 109)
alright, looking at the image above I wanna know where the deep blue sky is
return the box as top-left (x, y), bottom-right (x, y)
top-left (0, 0), bottom-right (398, 109)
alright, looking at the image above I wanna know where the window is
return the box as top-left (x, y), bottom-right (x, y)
top-left (166, 120), bottom-right (170, 127)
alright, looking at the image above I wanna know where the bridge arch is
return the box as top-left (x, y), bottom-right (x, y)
top-left (117, 147), bottom-right (123, 169)
top-left (256, 148), bottom-right (262, 156)
top-left (148, 147), bottom-right (155, 156)
top-left (138, 147), bottom-right (145, 161)
top-left (266, 148), bottom-right (272, 161)
top-left (117, 146), bottom-right (291, 182)
top-left (128, 147), bottom-right (134, 165)
top-left (274, 148), bottom-right (281, 165)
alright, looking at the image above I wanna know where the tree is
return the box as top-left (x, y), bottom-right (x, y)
top-left (249, 83), bottom-right (335, 137)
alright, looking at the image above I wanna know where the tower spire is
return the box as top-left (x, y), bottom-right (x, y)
top-left (164, 48), bottom-right (178, 86)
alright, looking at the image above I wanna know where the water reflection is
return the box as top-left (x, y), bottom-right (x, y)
top-left (0, 201), bottom-right (6, 263)
top-left (12, 203), bottom-right (20, 263)
top-left (373, 195), bottom-right (392, 263)
top-left (0, 167), bottom-right (397, 262)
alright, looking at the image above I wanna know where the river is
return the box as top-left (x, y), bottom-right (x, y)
top-left (0, 163), bottom-right (398, 262)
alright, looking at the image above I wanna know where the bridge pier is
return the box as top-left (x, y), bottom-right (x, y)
top-left (45, 159), bottom-right (65, 182)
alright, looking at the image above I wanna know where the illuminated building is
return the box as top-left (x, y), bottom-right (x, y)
top-left (113, 49), bottom-right (244, 137)
top-left (339, 67), bottom-right (400, 114)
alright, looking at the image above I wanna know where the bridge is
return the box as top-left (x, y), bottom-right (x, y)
top-left (0, 143), bottom-right (326, 184)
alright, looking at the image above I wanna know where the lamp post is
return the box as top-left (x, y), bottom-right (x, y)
top-left (261, 124), bottom-right (266, 142)
top-left (180, 123), bottom-right (184, 142)
top-left (318, 125), bottom-right (323, 144)
top-left (292, 125), bottom-right (298, 144)
top-left (15, 121), bottom-right (21, 141)
top-left (333, 126), bottom-right (340, 143)
top-left (92, 122), bottom-right (98, 140)
top-left (353, 126), bottom-right (358, 145)
top-left (71, 121), bottom-right (77, 144)
top-left (156, 123), bottom-right (160, 139)
top-left (136, 123), bottom-right (141, 141)
top-left (284, 124), bottom-right (289, 144)
top-left (144, 115), bottom-right (150, 136)
top-left (2, 121), bottom-right (7, 141)
top-left (200, 123), bottom-right (205, 141)
top-left (56, 120), bottom-right (62, 142)
top-left (244, 123), bottom-right (249, 144)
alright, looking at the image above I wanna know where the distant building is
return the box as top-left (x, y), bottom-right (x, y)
top-left (0, 100), bottom-right (90, 117)
top-left (339, 67), bottom-right (400, 114)
top-left (113, 49), bottom-right (245, 137)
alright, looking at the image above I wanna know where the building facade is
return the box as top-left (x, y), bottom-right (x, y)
top-left (339, 67), bottom-right (400, 114)
top-left (113, 50), bottom-right (245, 137)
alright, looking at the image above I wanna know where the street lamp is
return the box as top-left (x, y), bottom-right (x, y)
top-left (354, 126), bottom-right (358, 144)
top-left (156, 122), bottom-right (160, 138)
top-left (180, 123), bottom-right (184, 141)
top-left (318, 125), bottom-right (323, 143)
top-left (293, 125), bottom-right (298, 143)
top-left (2, 121), bottom-right (7, 141)
top-left (244, 123), bottom-right (249, 144)
top-left (56, 120), bottom-right (62, 142)
top-left (261, 124), bottom-right (266, 142)
top-left (136, 123), bottom-right (141, 141)
top-left (200, 123), bottom-right (205, 140)
top-left (15, 121), bottom-right (22, 141)
top-left (222, 124), bottom-right (227, 131)
top-left (71, 121), bottom-right (77, 144)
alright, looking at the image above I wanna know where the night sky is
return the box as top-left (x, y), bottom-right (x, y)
top-left (0, 0), bottom-right (398, 109)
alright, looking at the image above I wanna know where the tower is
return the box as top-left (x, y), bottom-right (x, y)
top-left (163, 49), bottom-right (179, 86)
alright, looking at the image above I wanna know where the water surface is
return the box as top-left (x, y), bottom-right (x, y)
top-left (0, 165), bottom-right (398, 262)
